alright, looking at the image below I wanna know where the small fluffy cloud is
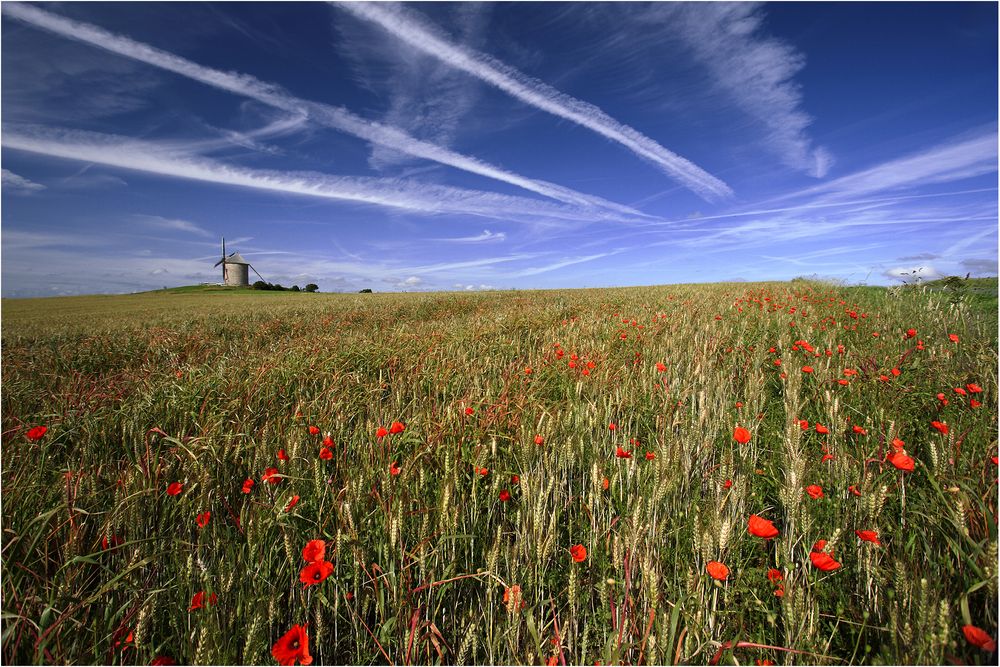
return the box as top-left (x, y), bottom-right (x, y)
top-left (960, 258), bottom-right (998, 275)
top-left (882, 265), bottom-right (944, 283)
top-left (2, 168), bottom-right (46, 194)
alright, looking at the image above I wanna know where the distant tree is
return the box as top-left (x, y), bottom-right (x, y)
top-left (272, 284), bottom-right (284, 291)
top-left (304, 283), bottom-right (318, 293)
top-left (359, 288), bottom-right (373, 293)
top-left (291, 285), bottom-right (300, 292)
top-left (252, 280), bottom-right (269, 290)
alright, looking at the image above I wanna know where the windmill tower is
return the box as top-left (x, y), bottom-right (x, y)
top-left (214, 238), bottom-right (264, 287)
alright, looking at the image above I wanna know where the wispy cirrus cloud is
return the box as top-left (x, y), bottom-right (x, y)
top-left (435, 229), bottom-right (506, 243)
top-left (3, 125), bottom-right (635, 225)
top-left (644, 3), bottom-right (833, 178)
top-left (2, 2), bottom-right (641, 216)
top-left (335, 1), bottom-right (733, 201)
top-left (134, 214), bottom-right (214, 238)
top-left (2, 168), bottom-right (46, 194)
top-left (774, 127), bottom-right (998, 203)
top-left (335, 3), bottom-right (491, 172)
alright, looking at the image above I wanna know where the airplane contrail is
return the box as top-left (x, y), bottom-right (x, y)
top-left (2, 2), bottom-right (647, 218)
top-left (336, 1), bottom-right (733, 201)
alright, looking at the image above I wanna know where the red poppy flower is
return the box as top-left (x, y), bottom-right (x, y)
top-left (733, 426), bottom-right (751, 444)
top-left (478, 466), bottom-right (489, 476)
top-left (319, 447), bottom-right (332, 460)
top-left (602, 477), bottom-right (610, 490)
top-left (26, 425), bottom-right (48, 441)
top-left (656, 362), bottom-right (667, 372)
top-left (971, 399), bottom-right (982, 408)
top-left (615, 446), bottom-right (632, 459)
top-left (322, 435), bottom-right (334, 447)
top-left (285, 496), bottom-right (300, 512)
top-left (723, 479), bottom-right (733, 489)
top-left (887, 451), bottom-right (914, 472)
top-left (809, 550), bottom-right (842, 572)
top-left (308, 426), bottom-right (320, 435)
top-left (937, 393), bottom-right (949, 406)
top-left (852, 425), bottom-right (867, 435)
top-left (300, 560), bottom-right (334, 588)
top-left (967, 383), bottom-right (983, 393)
top-left (511, 474), bottom-right (520, 485)
top-left (706, 561), bottom-right (729, 581)
top-left (802, 366), bottom-right (814, 374)
top-left (376, 426), bottom-right (388, 438)
top-left (262, 467), bottom-right (280, 484)
top-left (608, 423), bottom-right (617, 431)
top-left (767, 568), bottom-right (784, 583)
top-left (905, 328), bottom-right (916, 338)
top-left (278, 449), bottom-right (289, 461)
top-left (189, 591), bottom-right (207, 611)
top-left (465, 407), bottom-right (474, 415)
top-left (748, 515), bottom-right (779, 539)
top-left (302, 539), bottom-right (326, 563)
top-left (272, 624), bottom-right (313, 666)
top-left (954, 387), bottom-right (967, 396)
top-left (773, 584), bottom-right (785, 598)
top-left (196, 511), bottom-right (211, 528)
top-left (962, 625), bottom-right (996, 652)
top-left (524, 367), bottom-right (532, 375)
top-left (805, 485), bottom-right (824, 500)
top-left (389, 421), bottom-right (406, 434)
top-left (855, 530), bottom-right (881, 546)
top-left (799, 420), bottom-right (809, 430)
top-left (166, 482), bottom-right (183, 496)
top-left (891, 367), bottom-right (901, 376)
top-left (837, 379), bottom-right (849, 386)
top-left (242, 478), bottom-right (254, 494)
top-left (645, 451), bottom-right (656, 461)
top-left (948, 333), bottom-right (959, 343)
top-left (534, 434), bottom-right (544, 445)
top-left (389, 461), bottom-right (401, 476)
top-left (503, 584), bottom-right (525, 612)
top-left (848, 485), bottom-right (861, 496)
top-left (102, 535), bottom-right (124, 551)
top-left (815, 424), bottom-right (829, 434)
top-left (821, 453), bottom-right (835, 463)
top-left (499, 489), bottom-right (511, 502)
top-left (570, 544), bottom-right (587, 562)
top-left (151, 656), bottom-right (177, 666)
top-left (891, 438), bottom-right (905, 452)
top-left (931, 421), bottom-right (949, 435)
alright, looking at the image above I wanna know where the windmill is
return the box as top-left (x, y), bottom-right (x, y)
top-left (214, 238), bottom-right (265, 287)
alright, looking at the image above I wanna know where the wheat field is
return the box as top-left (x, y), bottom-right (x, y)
top-left (1, 280), bottom-right (996, 665)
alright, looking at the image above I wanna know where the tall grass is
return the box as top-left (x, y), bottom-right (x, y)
top-left (2, 280), bottom-right (996, 665)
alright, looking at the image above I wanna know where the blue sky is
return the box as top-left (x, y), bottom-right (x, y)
top-left (2, 1), bottom-right (997, 297)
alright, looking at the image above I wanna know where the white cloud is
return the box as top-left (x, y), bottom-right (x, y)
top-left (781, 128), bottom-right (998, 203)
top-left (647, 3), bottom-right (831, 177)
top-left (883, 265), bottom-right (944, 283)
top-left (134, 214), bottom-right (213, 238)
top-left (2, 168), bottom-right (46, 194)
top-left (3, 2), bottom-right (642, 216)
top-left (436, 229), bottom-right (506, 243)
top-left (336, 1), bottom-right (732, 201)
top-left (3, 125), bottom-right (643, 225)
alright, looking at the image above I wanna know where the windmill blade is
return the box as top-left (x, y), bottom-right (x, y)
top-left (213, 258), bottom-right (225, 268)
top-left (248, 264), bottom-right (266, 282)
